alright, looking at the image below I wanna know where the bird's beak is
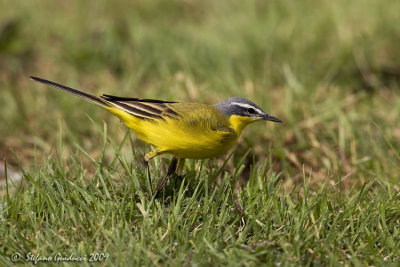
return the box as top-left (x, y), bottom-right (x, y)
top-left (263, 114), bottom-right (282, 123)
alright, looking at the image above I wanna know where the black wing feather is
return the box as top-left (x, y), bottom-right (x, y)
top-left (102, 94), bottom-right (176, 104)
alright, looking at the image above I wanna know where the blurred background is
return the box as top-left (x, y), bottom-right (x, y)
top-left (1, 0), bottom-right (399, 190)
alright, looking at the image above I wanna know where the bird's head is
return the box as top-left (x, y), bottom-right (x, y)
top-left (214, 97), bottom-right (282, 132)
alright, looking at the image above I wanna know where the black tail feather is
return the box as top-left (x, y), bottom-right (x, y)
top-left (30, 76), bottom-right (109, 107)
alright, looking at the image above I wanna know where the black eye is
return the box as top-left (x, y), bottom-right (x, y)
top-left (247, 108), bottom-right (256, 114)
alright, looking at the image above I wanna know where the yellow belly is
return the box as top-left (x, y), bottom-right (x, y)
top-left (131, 117), bottom-right (238, 159)
top-left (108, 107), bottom-right (238, 159)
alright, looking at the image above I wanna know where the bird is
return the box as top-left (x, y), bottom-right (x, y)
top-left (30, 76), bottom-right (282, 197)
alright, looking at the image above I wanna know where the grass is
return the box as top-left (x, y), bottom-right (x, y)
top-left (1, 0), bottom-right (400, 265)
top-left (2, 129), bottom-right (399, 266)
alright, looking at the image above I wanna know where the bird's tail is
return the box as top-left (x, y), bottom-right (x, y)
top-left (30, 76), bottom-right (110, 108)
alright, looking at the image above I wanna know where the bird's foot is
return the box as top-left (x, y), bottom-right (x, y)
top-left (175, 172), bottom-right (194, 195)
top-left (152, 157), bottom-right (178, 200)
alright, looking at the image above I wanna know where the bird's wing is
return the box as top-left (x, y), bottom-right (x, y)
top-left (174, 103), bottom-right (238, 144)
top-left (100, 94), bottom-right (180, 120)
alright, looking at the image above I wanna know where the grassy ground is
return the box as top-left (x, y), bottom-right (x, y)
top-left (1, 0), bottom-right (400, 265)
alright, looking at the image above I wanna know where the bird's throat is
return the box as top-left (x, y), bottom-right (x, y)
top-left (229, 115), bottom-right (254, 135)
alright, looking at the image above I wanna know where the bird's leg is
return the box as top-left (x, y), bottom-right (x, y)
top-left (144, 161), bottom-right (152, 195)
top-left (153, 157), bottom-right (178, 199)
top-left (176, 158), bottom-right (185, 177)
top-left (144, 149), bottom-right (161, 195)
top-left (176, 158), bottom-right (194, 194)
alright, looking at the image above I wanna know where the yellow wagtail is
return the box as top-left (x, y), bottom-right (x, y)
top-left (30, 76), bottom-right (282, 196)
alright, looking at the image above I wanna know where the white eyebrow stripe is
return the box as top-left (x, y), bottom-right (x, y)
top-left (230, 102), bottom-right (264, 114)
